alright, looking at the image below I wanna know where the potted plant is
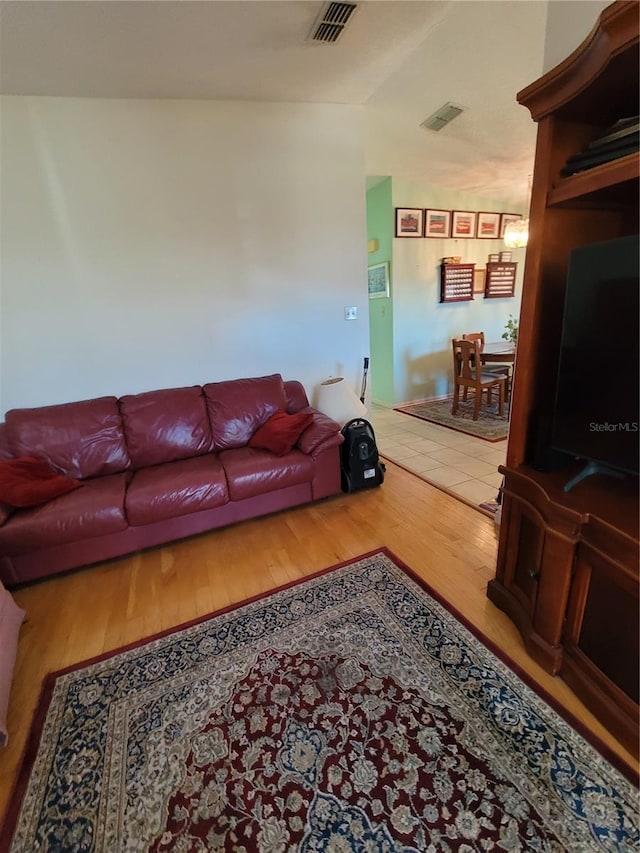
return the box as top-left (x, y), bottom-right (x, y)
top-left (502, 314), bottom-right (519, 344)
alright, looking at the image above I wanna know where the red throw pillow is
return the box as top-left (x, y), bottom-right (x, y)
top-left (248, 410), bottom-right (314, 456)
top-left (0, 456), bottom-right (81, 508)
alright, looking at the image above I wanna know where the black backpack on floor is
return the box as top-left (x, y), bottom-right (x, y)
top-left (340, 418), bottom-right (385, 493)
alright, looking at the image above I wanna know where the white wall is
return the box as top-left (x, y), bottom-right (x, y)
top-left (543, 0), bottom-right (611, 71)
top-left (389, 179), bottom-right (525, 404)
top-left (0, 97), bottom-right (369, 413)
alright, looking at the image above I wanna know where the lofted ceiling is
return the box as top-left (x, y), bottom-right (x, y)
top-left (0, 0), bottom-right (550, 206)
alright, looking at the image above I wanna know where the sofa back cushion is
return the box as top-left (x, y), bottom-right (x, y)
top-left (203, 374), bottom-right (287, 451)
top-left (120, 386), bottom-right (213, 468)
top-left (5, 397), bottom-right (130, 480)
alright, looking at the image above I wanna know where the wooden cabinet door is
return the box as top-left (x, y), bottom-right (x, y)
top-left (561, 542), bottom-right (639, 754)
top-left (499, 497), bottom-right (542, 619)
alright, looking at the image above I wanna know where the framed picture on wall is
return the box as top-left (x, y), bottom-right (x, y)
top-left (473, 268), bottom-right (486, 293)
top-left (368, 261), bottom-right (390, 298)
top-left (424, 209), bottom-right (451, 238)
top-left (476, 212), bottom-right (501, 239)
top-left (499, 212), bottom-right (523, 238)
top-left (451, 210), bottom-right (477, 239)
top-left (395, 208), bottom-right (424, 237)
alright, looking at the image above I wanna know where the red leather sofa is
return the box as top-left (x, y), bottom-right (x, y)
top-left (0, 374), bottom-right (343, 587)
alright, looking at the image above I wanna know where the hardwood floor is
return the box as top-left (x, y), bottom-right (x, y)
top-left (1, 460), bottom-right (637, 824)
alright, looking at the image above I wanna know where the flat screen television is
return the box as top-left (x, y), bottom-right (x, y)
top-left (551, 233), bottom-right (639, 492)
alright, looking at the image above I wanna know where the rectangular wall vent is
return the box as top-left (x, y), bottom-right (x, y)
top-left (420, 102), bottom-right (465, 132)
top-left (308, 2), bottom-right (358, 43)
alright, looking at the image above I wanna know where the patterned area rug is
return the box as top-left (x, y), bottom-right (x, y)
top-left (395, 397), bottom-right (509, 441)
top-left (3, 550), bottom-right (638, 852)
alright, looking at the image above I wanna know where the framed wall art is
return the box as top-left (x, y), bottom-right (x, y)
top-left (499, 213), bottom-right (523, 238)
top-left (395, 208), bottom-right (424, 237)
top-left (476, 212), bottom-right (501, 239)
top-left (424, 209), bottom-right (451, 238)
top-left (451, 210), bottom-right (477, 239)
top-left (473, 267), bottom-right (486, 293)
top-left (440, 263), bottom-right (475, 302)
top-left (485, 262), bottom-right (517, 298)
top-left (367, 261), bottom-right (390, 299)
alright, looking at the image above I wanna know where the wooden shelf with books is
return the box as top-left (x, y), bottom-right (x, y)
top-left (548, 150), bottom-right (639, 207)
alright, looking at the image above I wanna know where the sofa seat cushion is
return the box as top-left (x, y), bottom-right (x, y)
top-left (0, 473), bottom-right (128, 555)
top-left (120, 386), bottom-right (213, 469)
top-left (125, 455), bottom-right (229, 526)
top-left (221, 446), bottom-right (314, 502)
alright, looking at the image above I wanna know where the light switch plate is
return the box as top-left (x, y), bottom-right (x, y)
top-left (344, 306), bottom-right (358, 320)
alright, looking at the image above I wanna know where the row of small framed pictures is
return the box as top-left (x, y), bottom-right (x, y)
top-left (396, 208), bottom-right (522, 240)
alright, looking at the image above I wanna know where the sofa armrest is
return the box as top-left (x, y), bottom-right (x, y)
top-left (0, 426), bottom-right (15, 527)
top-left (296, 408), bottom-right (343, 456)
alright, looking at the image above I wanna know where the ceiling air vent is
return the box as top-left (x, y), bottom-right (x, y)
top-left (308, 2), bottom-right (358, 44)
top-left (420, 102), bottom-right (465, 132)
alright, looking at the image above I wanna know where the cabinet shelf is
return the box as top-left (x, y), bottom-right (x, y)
top-left (548, 151), bottom-right (639, 208)
top-left (505, 463), bottom-right (639, 547)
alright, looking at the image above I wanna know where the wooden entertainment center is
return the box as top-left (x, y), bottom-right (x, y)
top-left (487, 1), bottom-right (639, 757)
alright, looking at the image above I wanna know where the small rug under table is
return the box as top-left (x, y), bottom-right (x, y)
top-left (395, 397), bottom-right (509, 441)
top-left (2, 549), bottom-right (637, 852)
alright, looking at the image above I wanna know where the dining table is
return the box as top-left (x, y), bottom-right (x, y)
top-left (479, 341), bottom-right (516, 404)
top-left (481, 341), bottom-right (516, 364)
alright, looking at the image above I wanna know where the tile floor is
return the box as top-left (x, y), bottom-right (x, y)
top-left (368, 403), bottom-right (506, 515)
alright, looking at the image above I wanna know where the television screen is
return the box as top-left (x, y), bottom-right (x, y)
top-left (551, 234), bottom-right (639, 484)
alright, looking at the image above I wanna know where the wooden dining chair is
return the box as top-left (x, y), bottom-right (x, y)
top-left (461, 331), bottom-right (485, 347)
top-left (462, 331), bottom-right (512, 401)
top-left (452, 338), bottom-right (507, 420)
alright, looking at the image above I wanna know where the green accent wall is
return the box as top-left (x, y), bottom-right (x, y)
top-left (366, 178), bottom-right (394, 404)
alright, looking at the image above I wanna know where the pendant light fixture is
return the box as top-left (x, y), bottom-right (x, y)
top-left (504, 174), bottom-right (532, 249)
